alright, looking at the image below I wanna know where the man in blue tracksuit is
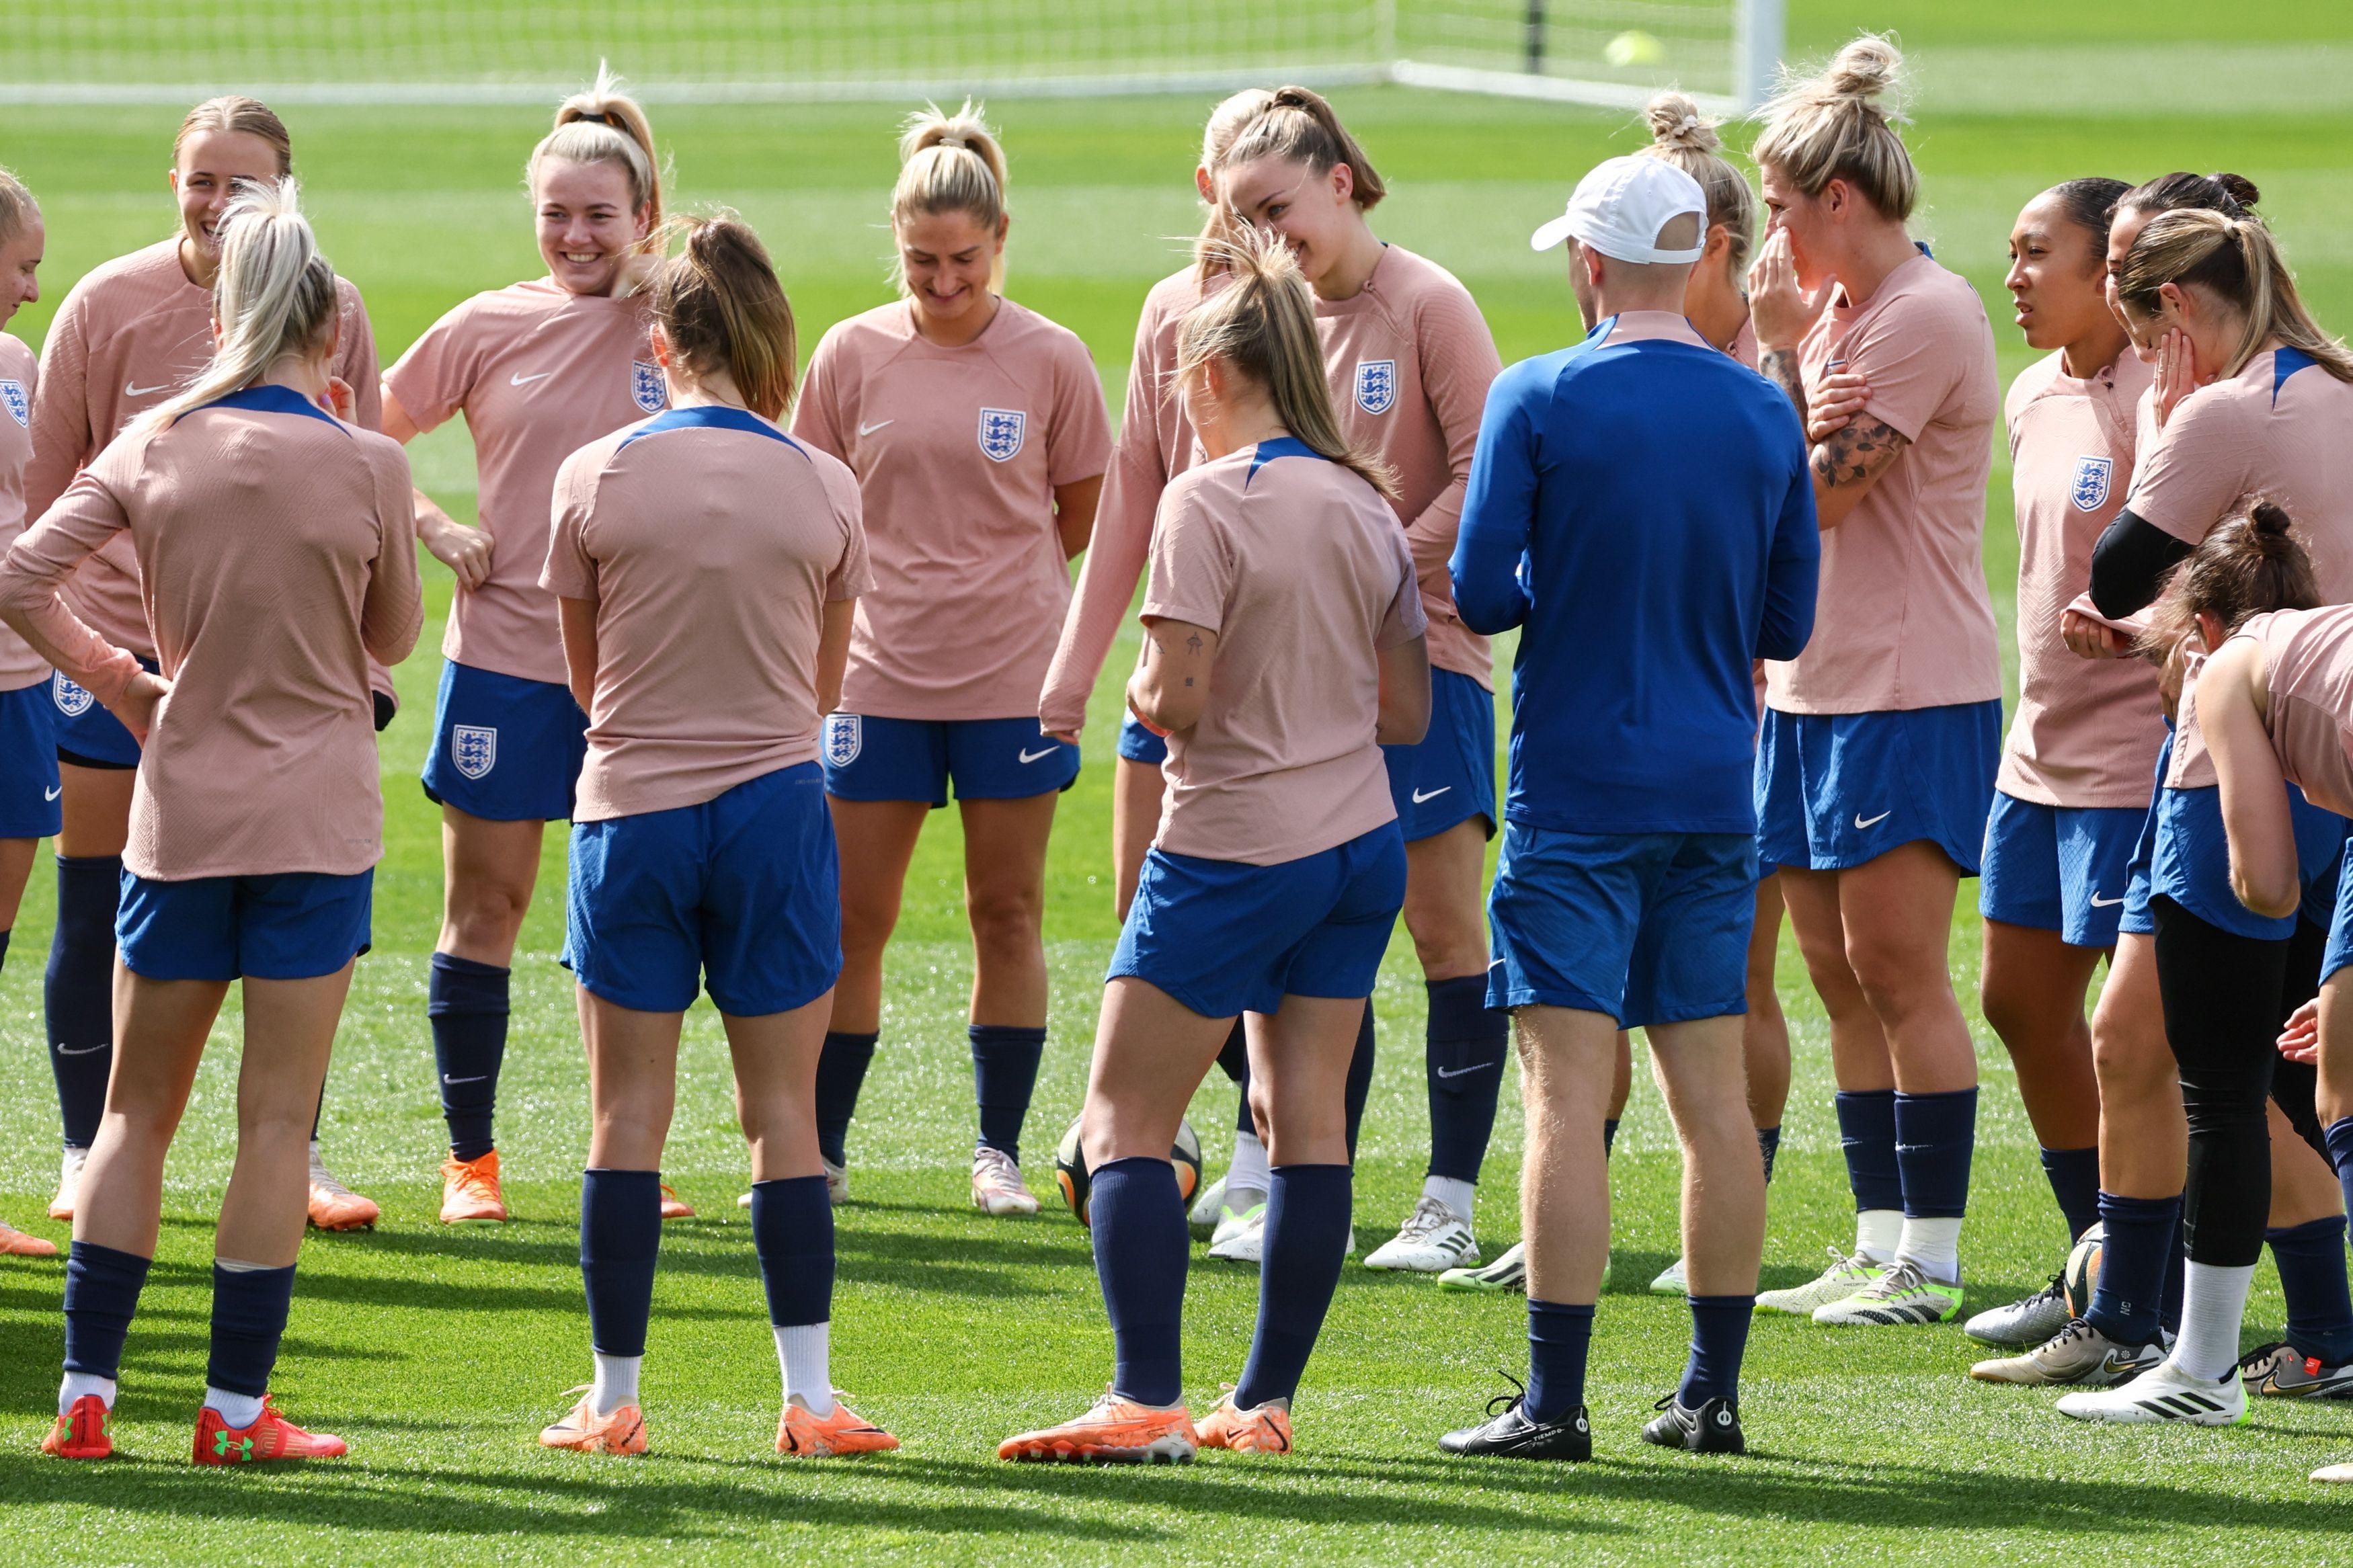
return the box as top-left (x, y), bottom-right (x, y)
top-left (1437, 155), bottom-right (1819, 1462)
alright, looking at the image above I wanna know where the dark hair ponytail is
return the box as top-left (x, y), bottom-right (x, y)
top-left (2141, 498), bottom-right (2319, 655)
top-left (647, 211), bottom-right (797, 420)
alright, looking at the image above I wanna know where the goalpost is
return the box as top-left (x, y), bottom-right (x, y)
top-left (6, 1), bottom-right (1782, 113)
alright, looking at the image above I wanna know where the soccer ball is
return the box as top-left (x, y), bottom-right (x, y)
top-left (1605, 30), bottom-right (1667, 68)
top-left (2062, 1221), bottom-right (2106, 1318)
top-left (1055, 1114), bottom-right (1203, 1228)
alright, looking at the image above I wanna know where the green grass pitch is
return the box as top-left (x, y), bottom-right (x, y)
top-left (4, 1), bottom-right (2353, 1561)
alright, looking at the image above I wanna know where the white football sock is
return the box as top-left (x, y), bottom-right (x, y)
top-left (2172, 1261), bottom-right (2256, 1381)
top-left (776, 1322), bottom-right (834, 1418)
top-left (59, 1370), bottom-right (116, 1415)
top-left (1226, 1128), bottom-right (1270, 1204)
top-left (590, 1352), bottom-right (641, 1415)
top-left (1855, 1208), bottom-right (1903, 1263)
top-left (1895, 1216), bottom-right (1963, 1281)
top-left (205, 1386), bottom-right (265, 1429)
top-left (1421, 1175), bottom-right (1476, 1224)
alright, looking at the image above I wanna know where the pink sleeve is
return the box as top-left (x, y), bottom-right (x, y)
top-left (2128, 394), bottom-right (2255, 547)
top-left (820, 458), bottom-right (873, 601)
top-left (1038, 313), bottom-right (1168, 735)
top-left (0, 463), bottom-right (141, 702)
top-left (1845, 291), bottom-right (1970, 445)
top-left (1046, 336), bottom-right (1113, 487)
top-left (789, 335), bottom-right (850, 462)
top-left (539, 447), bottom-right (600, 600)
top-left (362, 440), bottom-right (424, 665)
top-left (1377, 536), bottom-right (1430, 649)
top-left (1140, 484), bottom-right (1232, 633)
top-left (336, 284), bottom-right (385, 434)
top-left (1404, 283), bottom-right (1503, 580)
top-left (25, 287), bottom-right (94, 520)
top-left (382, 302), bottom-right (478, 434)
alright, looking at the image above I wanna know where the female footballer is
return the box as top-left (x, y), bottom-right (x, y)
top-left (4, 181), bottom-right (422, 1463)
top-left (998, 229), bottom-right (1427, 1463)
top-left (532, 215), bottom-right (895, 1460)
top-left (25, 96), bottom-right (385, 1233)
top-left (382, 71), bottom-right (676, 1226)
top-left (793, 105), bottom-right (1110, 1217)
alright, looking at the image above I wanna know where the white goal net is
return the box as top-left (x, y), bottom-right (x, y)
top-left (5, 1), bottom-right (1780, 112)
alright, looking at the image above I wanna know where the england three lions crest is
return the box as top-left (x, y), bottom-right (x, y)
top-left (2070, 456), bottom-right (2113, 513)
top-left (51, 671), bottom-right (93, 718)
top-left (451, 725), bottom-right (497, 780)
top-left (631, 360), bottom-right (667, 414)
top-left (824, 713), bottom-right (862, 768)
top-left (0, 380), bottom-right (25, 427)
top-left (1354, 359), bottom-right (1397, 415)
top-left (977, 408), bottom-right (1026, 463)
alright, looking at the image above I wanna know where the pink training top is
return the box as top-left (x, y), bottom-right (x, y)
top-left (793, 298), bottom-right (1111, 721)
top-left (1726, 315), bottom-right (1760, 370)
top-left (1999, 344), bottom-right (2163, 809)
top-left (1765, 252), bottom-right (2001, 715)
top-left (27, 237), bottom-right (381, 664)
top-left (0, 335), bottom-right (42, 692)
top-left (0, 388), bottom-right (422, 880)
top-left (1144, 440), bottom-right (1425, 866)
top-left (1038, 265), bottom-right (1213, 739)
top-left (386, 278), bottom-right (665, 687)
top-left (543, 407), bottom-right (873, 822)
top-left (1314, 244), bottom-right (1501, 690)
top-left (2238, 607), bottom-right (2353, 819)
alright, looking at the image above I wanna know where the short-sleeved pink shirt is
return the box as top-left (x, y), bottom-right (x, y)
top-left (793, 298), bottom-right (1111, 722)
top-left (1765, 252), bottom-right (2001, 714)
top-left (1314, 244), bottom-right (1501, 690)
top-left (543, 407), bottom-right (873, 822)
top-left (385, 278), bottom-right (664, 686)
top-left (1144, 441), bottom-right (1425, 866)
top-left (0, 335), bottom-right (42, 692)
top-left (1999, 345), bottom-right (2164, 809)
top-left (2236, 607), bottom-right (2353, 820)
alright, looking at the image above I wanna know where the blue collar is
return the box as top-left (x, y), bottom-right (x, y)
top-left (2274, 345), bottom-right (2318, 406)
top-left (615, 404), bottom-right (801, 452)
top-left (175, 382), bottom-right (347, 433)
top-left (1245, 435), bottom-right (1332, 485)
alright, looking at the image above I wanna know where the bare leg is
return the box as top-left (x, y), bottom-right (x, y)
top-left (75, 972), bottom-right (229, 1258)
top-left (1111, 757), bottom-right (1166, 923)
top-left (216, 966), bottom-right (354, 1266)
top-left (1979, 919), bottom-right (2103, 1151)
top-left (1744, 875), bottom-right (1792, 1130)
top-left (1648, 1014), bottom-right (1767, 1296)
top-left (2092, 933), bottom-right (2184, 1198)
top-left (959, 794), bottom-right (1058, 1028)
top-left (826, 799), bottom-right (930, 1036)
top-left (1514, 1004), bottom-right (1620, 1305)
top-left (436, 809), bottom-right (545, 965)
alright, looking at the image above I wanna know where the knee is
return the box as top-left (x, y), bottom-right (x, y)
top-left (1977, 978), bottom-right (2036, 1051)
top-left (965, 884), bottom-right (1043, 952)
top-left (446, 877), bottom-right (530, 950)
top-left (1845, 934), bottom-right (1950, 1021)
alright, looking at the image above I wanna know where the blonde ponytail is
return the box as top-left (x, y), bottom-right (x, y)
top-left (1752, 33), bottom-right (1917, 222)
top-left (1220, 85), bottom-right (1386, 209)
top-left (138, 178), bottom-right (339, 436)
top-left (1175, 226), bottom-right (1395, 501)
top-left (2116, 209), bottom-right (2353, 383)
top-left (891, 101), bottom-right (1008, 292)
top-left (649, 211), bottom-right (798, 421)
top-left (528, 63), bottom-right (664, 238)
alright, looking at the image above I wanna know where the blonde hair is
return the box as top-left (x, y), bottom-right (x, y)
top-left (1752, 34), bottom-right (1917, 222)
top-left (528, 65), bottom-right (664, 236)
top-left (0, 166), bottom-right (37, 248)
top-left (138, 179), bottom-right (338, 436)
top-left (1175, 226), bottom-right (1395, 501)
top-left (1642, 91), bottom-right (1755, 276)
top-left (891, 101), bottom-right (1008, 292)
top-left (648, 211), bottom-right (798, 421)
top-left (2116, 209), bottom-right (2353, 383)
top-left (173, 95), bottom-right (293, 178)
top-left (1220, 85), bottom-right (1386, 210)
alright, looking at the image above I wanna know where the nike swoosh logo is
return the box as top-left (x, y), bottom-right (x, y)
top-left (2089, 893), bottom-right (2124, 908)
top-left (45, 785), bottom-right (63, 800)
top-left (510, 372), bottom-right (551, 386)
top-left (1017, 746), bottom-right (1058, 764)
top-left (54, 1042), bottom-right (110, 1056)
top-left (124, 382), bottom-right (171, 397)
top-left (1412, 786), bottom-right (1451, 804)
top-left (1435, 1063), bottom-right (1495, 1079)
top-left (1853, 810), bottom-right (1892, 829)
top-left (859, 419), bottom-right (893, 436)
top-left (440, 1074), bottom-right (487, 1085)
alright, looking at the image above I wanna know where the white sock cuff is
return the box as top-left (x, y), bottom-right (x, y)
top-left (204, 1385), bottom-right (266, 1429)
top-left (776, 1321), bottom-right (834, 1418)
top-left (59, 1370), bottom-right (117, 1415)
top-left (1856, 1208), bottom-right (1903, 1262)
top-left (1422, 1175), bottom-right (1476, 1223)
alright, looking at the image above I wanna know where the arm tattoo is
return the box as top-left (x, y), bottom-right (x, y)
top-left (1185, 632), bottom-right (1203, 653)
top-left (1759, 348), bottom-right (1808, 427)
top-left (1810, 416), bottom-right (1908, 491)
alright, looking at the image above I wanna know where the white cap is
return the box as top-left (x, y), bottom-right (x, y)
top-left (1529, 155), bottom-right (1708, 263)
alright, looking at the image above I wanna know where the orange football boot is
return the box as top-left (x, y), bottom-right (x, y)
top-left (440, 1149), bottom-right (507, 1224)
top-left (42, 1395), bottom-right (112, 1458)
top-left (193, 1397), bottom-right (348, 1464)
top-left (776, 1395), bottom-right (899, 1456)
top-left (998, 1389), bottom-right (1195, 1464)
top-left (659, 1183), bottom-right (695, 1221)
top-left (307, 1158), bottom-right (381, 1232)
top-left (1194, 1390), bottom-right (1292, 1453)
top-left (0, 1220), bottom-right (58, 1257)
top-left (537, 1391), bottom-right (649, 1455)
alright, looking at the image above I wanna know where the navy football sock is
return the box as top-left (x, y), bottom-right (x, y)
top-left (428, 952), bottom-right (509, 1161)
top-left (580, 1169), bottom-right (662, 1358)
top-left (1090, 1157), bottom-right (1189, 1406)
top-left (1833, 1089), bottom-right (1902, 1213)
top-left (45, 855), bottom-right (119, 1150)
top-left (2330, 1120), bottom-right (2353, 1244)
top-left (2269, 1215), bottom-right (2353, 1365)
top-left (1603, 1118), bottom-right (1620, 1157)
top-left (2039, 1145), bottom-right (2102, 1243)
top-left (63, 1241), bottom-right (152, 1382)
top-left (813, 1031), bottom-right (879, 1167)
top-left (1425, 975), bottom-right (1508, 1184)
top-left (2085, 1190), bottom-right (2179, 1346)
top-left (1234, 1164), bottom-right (1351, 1409)
top-left (751, 1175), bottom-right (834, 1327)
top-left (1757, 1125), bottom-right (1782, 1184)
top-left (1893, 1088), bottom-right (1976, 1219)
top-left (206, 1262), bottom-right (297, 1399)
top-left (1344, 1004), bottom-right (1375, 1163)
top-left (1679, 1294), bottom-right (1755, 1407)
top-left (969, 1024), bottom-right (1047, 1163)
top-left (1524, 1299), bottom-right (1595, 1425)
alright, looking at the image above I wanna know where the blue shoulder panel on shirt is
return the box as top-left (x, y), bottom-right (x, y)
top-left (616, 404), bottom-right (805, 454)
top-left (2274, 345), bottom-right (2318, 407)
top-left (177, 382), bottom-right (348, 434)
top-left (1245, 434), bottom-right (1335, 486)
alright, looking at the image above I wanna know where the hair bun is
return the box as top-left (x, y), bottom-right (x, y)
top-left (1825, 34), bottom-right (1904, 105)
top-left (1644, 91), bottom-right (1720, 153)
top-left (2212, 171), bottom-right (2262, 210)
top-left (2248, 497), bottom-right (2297, 538)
